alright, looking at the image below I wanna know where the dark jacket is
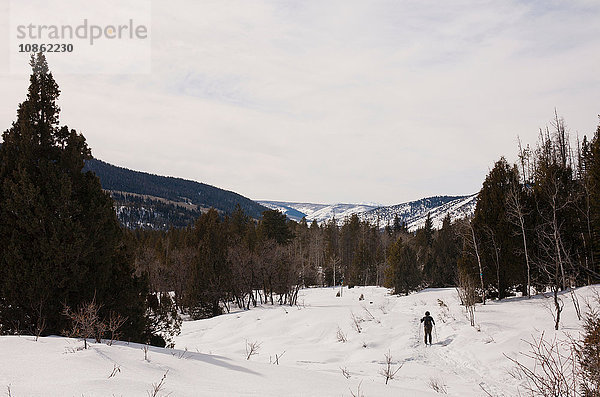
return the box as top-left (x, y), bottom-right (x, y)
top-left (421, 315), bottom-right (435, 328)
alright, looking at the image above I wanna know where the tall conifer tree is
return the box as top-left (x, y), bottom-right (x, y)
top-left (588, 120), bottom-right (600, 278)
top-left (0, 54), bottom-right (147, 338)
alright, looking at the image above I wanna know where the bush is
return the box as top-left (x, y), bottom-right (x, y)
top-left (577, 294), bottom-right (600, 395)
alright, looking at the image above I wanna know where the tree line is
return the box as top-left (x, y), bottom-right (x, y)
top-left (2, 54), bottom-right (599, 349)
top-left (459, 112), bottom-right (600, 329)
top-left (0, 54), bottom-right (174, 346)
top-left (128, 206), bottom-right (463, 319)
top-left (111, 191), bottom-right (202, 229)
top-left (128, 110), bottom-right (600, 328)
top-left (83, 158), bottom-right (268, 219)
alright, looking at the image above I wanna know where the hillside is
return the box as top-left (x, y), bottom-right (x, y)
top-left (362, 194), bottom-right (478, 230)
top-left (2, 285), bottom-right (595, 396)
top-left (2, 141), bottom-right (476, 230)
top-left (2, 143), bottom-right (476, 231)
top-left (260, 195), bottom-right (477, 231)
top-left (259, 201), bottom-right (379, 223)
top-left (84, 158), bottom-right (268, 229)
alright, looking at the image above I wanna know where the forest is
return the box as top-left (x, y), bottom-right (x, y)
top-left (84, 158), bottom-right (268, 219)
top-left (1, 54), bottom-right (599, 349)
top-left (130, 109), bottom-right (600, 337)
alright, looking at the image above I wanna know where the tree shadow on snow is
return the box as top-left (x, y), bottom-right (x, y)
top-left (109, 341), bottom-right (263, 376)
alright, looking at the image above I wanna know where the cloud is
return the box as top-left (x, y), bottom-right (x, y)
top-left (1, 0), bottom-right (600, 205)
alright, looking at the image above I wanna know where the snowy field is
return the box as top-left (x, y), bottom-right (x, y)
top-left (1, 285), bottom-right (597, 396)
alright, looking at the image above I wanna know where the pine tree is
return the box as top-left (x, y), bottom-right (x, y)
top-left (392, 214), bottom-right (402, 233)
top-left (472, 157), bottom-right (521, 298)
top-left (185, 209), bottom-right (230, 318)
top-left (423, 213), bottom-right (433, 246)
top-left (429, 214), bottom-right (459, 287)
top-left (258, 210), bottom-right (293, 244)
top-left (340, 214), bottom-right (361, 287)
top-left (588, 120), bottom-right (600, 280)
top-left (0, 54), bottom-right (147, 339)
top-left (386, 237), bottom-right (420, 295)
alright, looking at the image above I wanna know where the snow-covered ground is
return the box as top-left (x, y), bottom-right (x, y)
top-left (1, 285), bottom-right (596, 396)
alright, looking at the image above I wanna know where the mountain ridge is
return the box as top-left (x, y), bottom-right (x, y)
top-left (83, 158), bottom-right (269, 229)
top-left (259, 194), bottom-right (478, 231)
top-left (3, 139), bottom-right (478, 230)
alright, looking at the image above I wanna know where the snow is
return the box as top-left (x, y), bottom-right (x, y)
top-left (258, 201), bottom-right (379, 223)
top-left (1, 285), bottom-right (597, 396)
top-left (404, 194), bottom-right (478, 230)
top-left (259, 195), bottom-right (478, 231)
top-left (361, 194), bottom-right (478, 231)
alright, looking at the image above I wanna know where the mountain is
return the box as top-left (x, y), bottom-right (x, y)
top-left (259, 201), bottom-right (379, 223)
top-left (3, 144), bottom-right (474, 231)
top-left (259, 194), bottom-right (477, 231)
top-left (84, 158), bottom-right (268, 229)
top-left (361, 194), bottom-right (478, 230)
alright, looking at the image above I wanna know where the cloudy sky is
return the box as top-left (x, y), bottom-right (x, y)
top-left (1, 1), bottom-right (600, 205)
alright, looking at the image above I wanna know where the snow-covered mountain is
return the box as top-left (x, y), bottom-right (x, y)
top-left (361, 194), bottom-right (478, 231)
top-left (258, 201), bottom-right (379, 224)
top-left (259, 194), bottom-right (478, 231)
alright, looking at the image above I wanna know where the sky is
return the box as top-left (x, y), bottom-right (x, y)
top-left (1, 0), bottom-right (600, 205)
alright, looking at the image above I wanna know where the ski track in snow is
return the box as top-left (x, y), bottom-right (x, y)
top-left (174, 285), bottom-right (597, 396)
top-left (1, 285), bottom-right (597, 396)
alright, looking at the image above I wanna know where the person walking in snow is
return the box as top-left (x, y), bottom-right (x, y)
top-left (421, 311), bottom-right (435, 345)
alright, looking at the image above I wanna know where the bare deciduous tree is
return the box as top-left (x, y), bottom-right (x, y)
top-left (457, 268), bottom-right (477, 327)
top-left (106, 311), bottom-right (128, 346)
top-left (108, 364), bottom-right (121, 379)
top-left (483, 225), bottom-right (502, 298)
top-left (349, 380), bottom-right (364, 397)
top-left (340, 366), bottom-right (351, 379)
top-left (269, 350), bottom-right (285, 365)
top-left (31, 300), bottom-right (46, 342)
top-left (245, 339), bottom-right (261, 360)
top-left (336, 327), bottom-right (348, 343)
top-left (362, 306), bottom-right (380, 323)
top-left (142, 344), bottom-right (150, 362)
top-left (458, 218), bottom-right (486, 305)
top-left (147, 370), bottom-right (169, 397)
top-left (428, 377), bottom-right (448, 394)
top-left (351, 312), bottom-right (363, 334)
top-left (533, 120), bottom-right (582, 330)
top-left (506, 182), bottom-right (532, 298)
top-left (509, 290), bottom-right (599, 396)
top-left (507, 332), bottom-right (580, 396)
top-left (379, 350), bottom-right (403, 385)
top-left (534, 171), bottom-right (573, 330)
top-left (62, 299), bottom-right (104, 349)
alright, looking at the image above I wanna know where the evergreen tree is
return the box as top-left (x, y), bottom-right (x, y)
top-left (423, 213), bottom-right (434, 246)
top-left (392, 214), bottom-right (402, 233)
top-left (588, 120), bottom-right (600, 279)
top-left (229, 204), bottom-right (253, 243)
top-left (323, 218), bottom-right (340, 286)
top-left (186, 209), bottom-right (230, 318)
top-left (258, 210), bottom-right (294, 244)
top-left (472, 157), bottom-right (521, 298)
top-left (0, 54), bottom-right (147, 339)
top-left (340, 214), bottom-right (361, 287)
top-left (429, 214), bottom-right (459, 287)
top-left (386, 237), bottom-right (420, 295)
